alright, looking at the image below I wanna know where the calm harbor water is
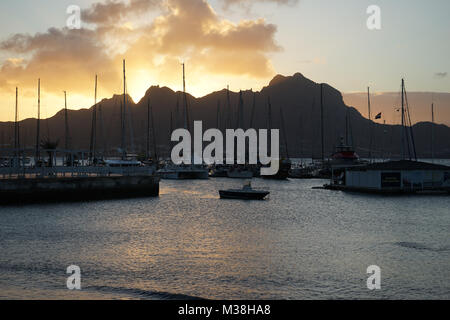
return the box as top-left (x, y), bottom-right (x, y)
top-left (0, 177), bottom-right (449, 300)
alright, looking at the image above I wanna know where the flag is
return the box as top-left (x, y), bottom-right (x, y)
top-left (375, 112), bottom-right (382, 119)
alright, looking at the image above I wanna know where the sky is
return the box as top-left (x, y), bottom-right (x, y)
top-left (0, 0), bottom-right (449, 122)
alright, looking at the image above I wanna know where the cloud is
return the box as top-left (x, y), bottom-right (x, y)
top-left (0, 0), bottom-right (280, 98)
top-left (81, 0), bottom-right (161, 25)
top-left (221, 0), bottom-right (299, 10)
top-left (0, 27), bottom-right (120, 95)
top-left (434, 72), bottom-right (447, 79)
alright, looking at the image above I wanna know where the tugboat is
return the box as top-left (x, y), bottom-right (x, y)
top-left (219, 181), bottom-right (270, 200)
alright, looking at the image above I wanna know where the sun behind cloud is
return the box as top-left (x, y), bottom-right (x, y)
top-left (0, 0), bottom-right (287, 120)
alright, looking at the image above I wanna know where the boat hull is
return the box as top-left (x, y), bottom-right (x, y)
top-left (219, 190), bottom-right (269, 200)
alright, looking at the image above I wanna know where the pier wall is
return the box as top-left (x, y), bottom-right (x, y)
top-left (0, 175), bottom-right (160, 203)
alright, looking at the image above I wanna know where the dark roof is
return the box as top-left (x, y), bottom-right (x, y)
top-left (348, 160), bottom-right (450, 172)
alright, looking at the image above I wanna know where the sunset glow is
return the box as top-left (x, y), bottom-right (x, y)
top-left (0, 0), bottom-right (449, 122)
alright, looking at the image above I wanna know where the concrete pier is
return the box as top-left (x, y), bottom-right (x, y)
top-left (0, 175), bottom-right (160, 204)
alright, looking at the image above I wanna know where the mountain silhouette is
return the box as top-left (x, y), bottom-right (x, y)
top-left (1, 73), bottom-right (449, 159)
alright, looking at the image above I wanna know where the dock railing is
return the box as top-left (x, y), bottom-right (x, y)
top-left (0, 148), bottom-right (156, 180)
top-left (0, 166), bottom-right (156, 180)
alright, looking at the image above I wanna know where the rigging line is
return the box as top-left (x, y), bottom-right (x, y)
top-left (403, 87), bottom-right (417, 161)
top-left (401, 82), bottom-right (412, 160)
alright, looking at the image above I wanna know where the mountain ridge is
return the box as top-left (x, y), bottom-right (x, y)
top-left (1, 73), bottom-right (449, 158)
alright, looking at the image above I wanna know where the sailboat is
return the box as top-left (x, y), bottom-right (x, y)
top-left (330, 110), bottom-right (360, 165)
top-left (103, 60), bottom-right (150, 170)
top-left (157, 63), bottom-right (209, 180)
top-left (226, 90), bottom-right (253, 179)
top-left (263, 99), bottom-right (291, 180)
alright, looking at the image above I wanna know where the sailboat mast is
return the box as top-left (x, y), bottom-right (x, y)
top-left (64, 91), bottom-right (69, 150)
top-left (431, 102), bottom-right (435, 163)
top-left (320, 84), bottom-right (324, 162)
top-left (249, 92), bottom-right (256, 129)
top-left (98, 103), bottom-right (105, 156)
top-left (169, 110), bottom-right (174, 156)
top-left (175, 95), bottom-right (180, 129)
top-left (401, 79), bottom-right (405, 160)
top-left (226, 85), bottom-right (231, 129)
top-left (345, 110), bottom-right (349, 145)
top-left (267, 97), bottom-right (272, 130)
top-left (368, 87), bottom-right (373, 162)
top-left (267, 97), bottom-right (272, 154)
top-left (298, 112), bottom-right (303, 163)
top-left (122, 59), bottom-right (126, 159)
top-left (151, 104), bottom-right (158, 161)
top-left (14, 87), bottom-right (19, 158)
top-left (36, 79), bottom-right (40, 161)
top-left (182, 63), bottom-right (188, 131)
top-left (216, 100), bottom-right (221, 130)
top-left (238, 91), bottom-right (244, 129)
top-left (280, 107), bottom-right (290, 159)
top-left (90, 75), bottom-right (98, 161)
top-left (147, 99), bottom-right (151, 159)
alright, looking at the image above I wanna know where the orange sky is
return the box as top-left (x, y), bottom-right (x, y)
top-left (0, 0), bottom-right (281, 121)
top-left (1, 0), bottom-right (449, 122)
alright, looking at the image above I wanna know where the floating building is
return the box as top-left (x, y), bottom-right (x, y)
top-left (327, 160), bottom-right (450, 194)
